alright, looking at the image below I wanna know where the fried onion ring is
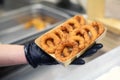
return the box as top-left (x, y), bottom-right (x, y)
top-left (55, 40), bottom-right (79, 61)
top-left (91, 21), bottom-right (104, 36)
top-left (70, 28), bottom-right (91, 47)
top-left (52, 28), bottom-right (66, 41)
top-left (58, 24), bottom-right (73, 37)
top-left (65, 18), bottom-right (82, 30)
top-left (46, 40), bottom-right (54, 47)
top-left (73, 15), bottom-right (85, 25)
top-left (82, 25), bottom-right (97, 43)
top-left (70, 36), bottom-right (85, 51)
top-left (40, 33), bottom-right (60, 53)
top-left (62, 47), bottom-right (70, 57)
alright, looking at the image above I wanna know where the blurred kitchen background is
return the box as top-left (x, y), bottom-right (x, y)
top-left (0, 0), bottom-right (120, 80)
top-left (0, 0), bottom-right (87, 14)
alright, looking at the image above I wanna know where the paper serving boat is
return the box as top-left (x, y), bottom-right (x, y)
top-left (35, 15), bottom-right (107, 67)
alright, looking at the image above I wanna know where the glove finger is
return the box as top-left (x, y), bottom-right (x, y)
top-left (33, 43), bottom-right (59, 65)
top-left (71, 58), bottom-right (85, 65)
top-left (80, 43), bottom-right (103, 58)
top-left (81, 48), bottom-right (97, 58)
top-left (92, 43), bottom-right (103, 49)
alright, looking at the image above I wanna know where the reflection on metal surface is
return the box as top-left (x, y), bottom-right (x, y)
top-left (0, 4), bottom-right (70, 44)
top-left (0, 3), bottom-right (70, 78)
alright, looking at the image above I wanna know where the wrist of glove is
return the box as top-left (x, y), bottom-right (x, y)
top-left (24, 41), bottom-right (103, 68)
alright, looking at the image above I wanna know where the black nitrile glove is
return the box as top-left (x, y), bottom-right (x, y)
top-left (24, 41), bottom-right (103, 68)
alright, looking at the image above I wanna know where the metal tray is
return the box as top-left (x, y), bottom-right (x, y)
top-left (0, 4), bottom-right (70, 44)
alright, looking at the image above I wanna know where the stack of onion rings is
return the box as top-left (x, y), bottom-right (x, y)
top-left (37, 15), bottom-right (105, 62)
top-left (73, 15), bottom-right (85, 25)
top-left (82, 25), bottom-right (98, 43)
top-left (91, 21), bottom-right (105, 37)
top-left (39, 33), bottom-right (60, 53)
top-left (65, 18), bottom-right (82, 30)
top-left (55, 40), bottom-right (79, 62)
top-left (70, 28), bottom-right (90, 47)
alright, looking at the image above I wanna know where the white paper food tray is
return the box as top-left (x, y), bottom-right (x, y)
top-left (35, 16), bottom-right (107, 66)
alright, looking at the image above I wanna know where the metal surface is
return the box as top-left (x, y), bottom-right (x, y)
top-left (0, 4), bottom-right (70, 44)
top-left (59, 46), bottom-right (120, 80)
top-left (0, 3), bottom-right (109, 80)
top-left (1, 47), bottom-right (120, 80)
top-left (40, 1), bottom-right (81, 16)
top-left (0, 3), bottom-right (70, 78)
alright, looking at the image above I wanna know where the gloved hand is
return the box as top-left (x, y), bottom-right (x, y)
top-left (24, 41), bottom-right (103, 68)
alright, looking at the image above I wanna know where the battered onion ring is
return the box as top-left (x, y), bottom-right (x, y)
top-left (46, 40), bottom-right (54, 47)
top-left (62, 47), bottom-right (70, 57)
top-left (52, 28), bottom-right (66, 41)
top-left (70, 28), bottom-right (91, 47)
top-left (61, 24), bottom-right (73, 33)
top-left (91, 21), bottom-right (104, 36)
top-left (58, 24), bottom-right (73, 37)
top-left (55, 40), bottom-right (79, 61)
top-left (82, 25), bottom-right (97, 43)
top-left (70, 36), bottom-right (85, 51)
top-left (40, 33), bottom-right (60, 53)
top-left (65, 18), bottom-right (82, 29)
top-left (73, 15), bottom-right (85, 25)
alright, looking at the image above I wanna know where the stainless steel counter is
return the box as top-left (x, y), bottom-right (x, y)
top-left (0, 2), bottom-right (119, 80)
top-left (0, 4), bottom-right (70, 44)
top-left (1, 46), bottom-right (120, 80)
top-left (0, 3), bottom-right (70, 78)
